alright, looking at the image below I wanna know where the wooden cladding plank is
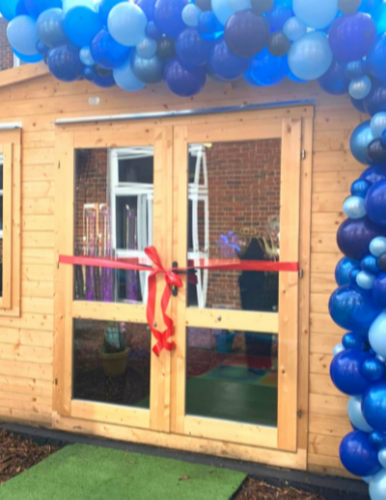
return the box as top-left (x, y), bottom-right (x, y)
top-left (71, 401), bottom-right (150, 430)
top-left (310, 335), bottom-right (341, 356)
top-left (22, 249), bottom-right (54, 265)
top-left (22, 165), bottom-right (54, 182)
top-left (0, 312), bottom-right (53, 331)
top-left (308, 453), bottom-right (346, 471)
top-left (310, 374), bottom-right (344, 397)
top-left (0, 343), bottom-right (52, 363)
top-left (0, 392), bottom-right (51, 413)
top-left (72, 301), bottom-right (147, 323)
top-left (22, 297), bottom-right (53, 315)
top-left (22, 180), bottom-right (54, 198)
top-left (0, 375), bottom-right (52, 398)
top-left (23, 147), bottom-right (54, 166)
top-left (313, 151), bottom-right (361, 172)
top-left (22, 280), bottom-right (54, 299)
top-left (311, 253), bottom-right (342, 275)
top-left (310, 394), bottom-right (348, 418)
top-left (311, 273), bottom-right (336, 295)
top-left (0, 407), bottom-right (52, 426)
top-left (310, 414), bottom-right (351, 438)
top-left (309, 433), bottom-right (342, 458)
top-left (310, 293), bottom-right (330, 314)
top-left (310, 353), bottom-right (333, 375)
top-left (313, 170), bottom-right (363, 193)
top-left (22, 198), bottom-right (54, 215)
top-left (22, 265), bottom-right (54, 282)
top-left (22, 215), bottom-right (55, 232)
top-left (0, 359), bottom-right (52, 381)
top-left (310, 313), bottom-right (343, 335)
top-left (312, 192), bottom-right (347, 213)
top-left (22, 232), bottom-right (55, 249)
top-left (312, 212), bottom-right (345, 233)
top-left (311, 233), bottom-right (339, 254)
top-left (0, 328), bottom-right (53, 348)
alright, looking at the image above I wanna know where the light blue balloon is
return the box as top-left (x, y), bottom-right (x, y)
top-left (288, 32), bottom-right (333, 81)
top-left (283, 16), bottom-right (307, 42)
top-left (369, 311), bottom-right (386, 358)
top-left (370, 237), bottom-right (386, 257)
top-left (343, 196), bottom-right (366, 219)
top-left (373, 3), bottom-right (386, 35)
top-left (7, 15), bottom-right (39, 56)
top-left (370, 469), bottom-right (386, 500)
top-left (348, 396), bottom-right (374, 432)
top-left (350, 121), bottom-right (374, 165)
top-left (182, 4), bottom-right (201, 26)
top-left (0, 0), bottom-right (19, 21)
top-left (113, 58), bottom-right (146, 91)
top-left (349, 76), bottom-right (372, 100)
top-left (136, 37), bottom-right (157, 59)
top-left (357, 270), bottom-right (375, 290)
top-left (79, 46), bottom-right (95, 66)
top-left (212, 0), bottom-right (233, 26)
top-left (378, 448), bottom-right (386, 468)
top-left (363, 476), bottom-right (372, 484)
top-left (293, 0), bottom-right (338, 29)
top-left (12, 48), bottom-right (43, 63)
top-left (333, 343), bottom-right (345, 356)
top-left (371, 112), bottom-right (386, 138)
top-left (63, 0), bottom-right (95, 13)
top-left (108, 2), bottom-right (147, 47)
top-left (228, 0), bottom-right (251, 12)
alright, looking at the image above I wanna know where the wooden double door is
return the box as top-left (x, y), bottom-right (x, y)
top-left (55, 106), bottom-right (312, 466)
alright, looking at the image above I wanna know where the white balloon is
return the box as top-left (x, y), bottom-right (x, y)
top-left (293, 0), bottom-right (338, 29)
top-left (369, 311), bottom-right (386, 359)
top-left (348, 396), bottom-right (373, 433)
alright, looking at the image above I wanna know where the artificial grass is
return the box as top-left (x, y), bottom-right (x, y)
top-left (0, 443), bottom-right (246, 500)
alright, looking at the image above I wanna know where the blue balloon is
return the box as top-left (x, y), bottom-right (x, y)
top-left (343, 196), bottom-right (366, 219)
top-left (330, 349), bottom-right (372, 395)
top-left (225, 10), bottom-right (270, 58)
top-left (369, 310), bottom-right (386, 357)
top-left (37, 8), bottom-right (69, 49)
top-left (370, 469), bottom-right (386, 500)
top-left (366, 179), bottom-right (386, 227)
top-left (175, 28), bottom-right (210, 67)
top-left (198, 11), bottom-right (218, 33)
top-left (36, 40), bottom-right (49, 56)
top-left (91, 71), bottom-right (116, 88)
top-left (283, 16), bottom-right (307, 42)
top-left (370, 431), bottom-right (386, 450)
top-left (329, 285), bottom-right (381, 331)
top-left (364, 81), bottom-right (386, 116)
top-left (349, 267), bottom-right (362, 285)
top-left (337, 217), bottom-right (386, 261)
top-left (211, 0), bottom-right (233, 26)
top-left (79, 46), bottom-right (95, 66)
top-left (108, 2), bottom-right (147, 47)
top-left (90, 29), bottom-right (131, 70)
top-left (367, 34), bottom-right (386, 83)
top-left (208, 38), bottom-right (249, 81)
top-left (345, 60), bottom-right (367, 80)
top-left (12, 48), bottom-right (43, 63)
top-left (136, 37), bottom-right (157, 59)
top-left (131, 51), bottom-right (164, 83)
top-left (350, 121), bottom-right (374, 164)
top-left (25, 0), bottom-right (62, 18)
top-left (348, 396), bottom-right (374, 432)
top-left (182, 3), bottom-right (201, 26)
top-left (340, 431), bottom-right (381, 476)
top-left (146, 21), bottom-right (162, 40)
top-left (361, 164), bottom-right (386, 185)
top-left (351, 179), bottom-right (371, 198)
top-left (343, 332), bottom-right (366, 350)
top-left (288, 31), bottom-right (333, 81)
top-left (382, 129), bottom-right (386, 148)
top-left (65, 6), bottom-right (102, 47)
top-left (318, 58), bottom-right (350, 95)
top-left (98, 0), bottom-right (122, 26)
top-left (286, 67), bottom-right (307, 83)
top-left (373, 3), bottom-right (386, 34)
top-left (293, 0), bottom-right (338, 29)
top-left (362, 381), bottom-right (386, 432)
top-left (349, 76), bottom-right (372, 100)
top-left (82, 65), bottom-right (97, 81)
top-left (248, 49), bottom-right (288, 86)
top-left (47, 44), bottom-right (84, 82)
top-left (264, 4), bottom-right (292, 30)
top-left (336, 257), bottom-right (361, 286)
top-left (351, 95), bottom-right (366, 112)
top-left (329, 13), bottom-right (376, 63)
top-left (359, 0), bottom-right (382, 14)
top-left (113, 57), bottom-right (146, 91)
top-left (154, 0), bottom-right (189, 38)
top-left (7, 15), bottom-right (39, 56)
top-left (370, 236), bottom-right (386, 257)
top-left (136, 0), bottom-right (156, 22)
top-left (362, 357), bottom-right (385, 382)
top-left (164, 58), bottom-right (206, 97)
top-left (357, 270), bottom-right (375, 289)
top-left (362, 255), bottom-right (381, 274)
top-left (0, 0), bottom-right (21, 21)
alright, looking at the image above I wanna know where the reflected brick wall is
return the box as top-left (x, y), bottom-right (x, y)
top-left (0, 19), bottom-right (13, 70)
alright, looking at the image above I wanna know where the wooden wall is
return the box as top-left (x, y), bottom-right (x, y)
top-left (0, 64), bottom-right (364, 477)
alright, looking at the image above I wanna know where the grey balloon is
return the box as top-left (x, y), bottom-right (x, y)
top-left (36, 8), bottom-right (69, 49)
top-left (131, 52), bottom-right (164, 84)
top-left (338, 0), bottom-right (361, 14)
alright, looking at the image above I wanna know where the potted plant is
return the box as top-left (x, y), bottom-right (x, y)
top-left (100, 322), bottom-right (129, 378)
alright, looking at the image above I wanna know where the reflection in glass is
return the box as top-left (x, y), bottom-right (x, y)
top-left (0, 160), bottom-right (3, 297)
top-left (73, 319), bottom-right (151, 408)
top-left (187, 140), bottom-right (281, 313)
top-left (74, 147), bottom-right (154, 304)
top-left (186, 328), bottom-right (278, 427)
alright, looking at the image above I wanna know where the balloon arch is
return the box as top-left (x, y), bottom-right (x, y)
top-left (4, 0), bottom-right (386, 496)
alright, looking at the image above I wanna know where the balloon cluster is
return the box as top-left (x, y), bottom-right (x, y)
top-left (2, 0), bottom-right (386, 97)
top-left (330, 112), bottom-right (386, 499)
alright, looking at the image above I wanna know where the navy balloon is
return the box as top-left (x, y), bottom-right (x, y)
top-left (345, 60), bottom-right (367, 80)
top-left (224, 10), bottom-right (270, 59)
top-left (164, 58), bottom-right (206, 97)
top-left (175, 28), bottom-right (210, 68)
top-left (248, 49), bottom-right (288, 86)
top-left (36, 40), bottom-right (49, 56)
top-left (92, 72), bottom-right (116, 88)
top-left (90, 29), bottom-right (131, 70)
top-left (36, 8), bottom-right (69, 49)
top-left (47, 44), bottom-right (84, 82)
top-left (366, 179), bottom-right (386, 226)
top-left (362, 357), bottom-right (385, 382)
top-left (372, 272), bottom-right (386, 308)
top-left (329, 285), bottom-right (381, 331)
top-left (264, 4), bottom-right (291, 30)
top-left (330, 349), bottom-right (371, 395)
top-left (361, 164), bottom-right (386, 185)
top-left (154, 0), bottom-right (189, 38)
top-left (362, 381), bottom-right (386, 432)
top-left (337, 217), bottom-right (386, 261)
top-left (350, 121), bottom-right (374, 165)
top-left (131, 51), bottom-right (164, 84)
top-left (318, 59), bottom-right (350, 95)
top-left (367, 33), bottom-right (386, 83)
top-left (364, 81), bottom-right (386, 116)
top-left (335, 257), bottom-right (361, 286)
top-left (367, 138), bottom-right (386, 164)
top-left (208, 38), bottom-right (249, 81)
top-left (340, 431), bottom-right (382, 477)
top-left (99, 0), bottom-right (122, 27)
top-left (351, 179), bottom-right (371, 198)
top-left (350, 95), bottom-right (366, 113)
top-left (329, 13), bottom-right (376, 62)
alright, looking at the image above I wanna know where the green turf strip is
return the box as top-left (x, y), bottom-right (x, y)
top-left (0, 443), bottom-right (246, 500)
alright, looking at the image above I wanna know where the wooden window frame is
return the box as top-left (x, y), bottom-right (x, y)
top-left (53, 105), bottom-right (313, 471)
top-left (0, 128), bottom-right (21, 316)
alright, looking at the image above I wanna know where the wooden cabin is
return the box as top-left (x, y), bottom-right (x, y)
top-left (0, 61), bottom-right (359, 478)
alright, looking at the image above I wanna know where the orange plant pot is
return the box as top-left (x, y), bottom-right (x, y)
top-left (100, 347), bottom-right (130, 378)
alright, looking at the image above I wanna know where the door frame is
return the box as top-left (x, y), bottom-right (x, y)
top-left (53, 105), bottom-right (313, 470)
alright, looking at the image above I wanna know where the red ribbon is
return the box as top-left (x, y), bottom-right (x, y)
top-left (59, 246), bottom-right (299, 356)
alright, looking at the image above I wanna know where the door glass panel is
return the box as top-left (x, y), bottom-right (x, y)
top-left (74, 147), bottom-right (154, 304)
top-left (186, 327), bottom-right (278, 427)
top-left (187, 140), bottom-right (281, 312)
top-left (73, 319), bottom-right (151, 408)
top-left (0, 160), bottom-right (3, 298)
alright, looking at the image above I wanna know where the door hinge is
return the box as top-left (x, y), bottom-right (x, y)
top-left (301, 150), bottom-right (306, 160)
top-left (299, 269), bottom-right (304, 279)
top-left (297, 409), bottom-right (303, 419)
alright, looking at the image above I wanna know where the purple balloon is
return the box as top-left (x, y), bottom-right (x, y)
top-left (208, 38), bottom-right (249, 81)
top-left (340, 431), bottom-right (381, 477)
top-left (373, 272), bottom-right (386, 308)
top-left (329, 13), bottom-right (376, 62)
top-left (337, 216), bottom-right (386, 260)
top-left (361, 164), bottom-right (386, 185)
top-left (224, 10), bottom-right (270, 59)
top-left (154, 0), bottom-right (188, 38)
top-left (330, 349), bottom-right (372, 396)
top-left (164, 59), bottom-right (206, 97)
